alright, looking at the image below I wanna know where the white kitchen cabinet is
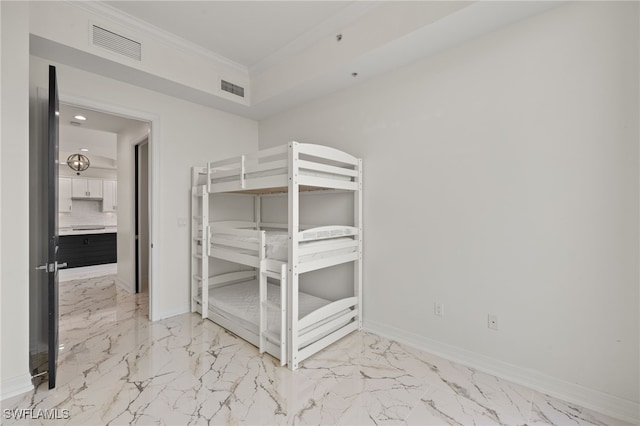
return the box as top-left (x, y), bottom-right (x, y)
top-left (72, 178), bottom-right (103, 199)
top-left (59, 177), bottom-right (72, 212)
top-left (102, 180), bottom-right (117, 212)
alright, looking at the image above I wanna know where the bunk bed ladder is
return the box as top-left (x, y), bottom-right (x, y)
top-left (191, 166), bottom-right (209, 318)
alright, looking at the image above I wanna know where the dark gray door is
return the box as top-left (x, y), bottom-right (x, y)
top-left (46, 65), bottom-right (60, 389)
top-left (30, 65), bottom-right (61, 389)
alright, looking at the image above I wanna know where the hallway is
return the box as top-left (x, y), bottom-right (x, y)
top-left (3, 276), bottom-right (628, 425)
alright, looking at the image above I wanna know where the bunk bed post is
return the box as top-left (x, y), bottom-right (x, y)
top-left (190, 167), bottom-right (198, 313)
top-left (280, 263), bottom-right (288, 366)
top-left (191, 166), bottom-right (209, 316)
top-left (201, 190), bottom-right (209, 319)
top-left (355, 159), bottom-right (363, 330)
top-left (288, 141), bottom-right (300, 370)
top-left (254, 195), bottom-right (261, 229)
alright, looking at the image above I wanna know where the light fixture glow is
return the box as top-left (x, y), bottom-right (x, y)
top-left (80, 148), bottom-right (89, 152)
top-left (74, 115), bottom-right (87, 121)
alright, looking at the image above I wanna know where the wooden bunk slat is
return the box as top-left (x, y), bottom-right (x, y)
top-left (209, 270), bottom-right (256, 285)
top-left (298, 251), bottom-right (359, 274)
top-left (298, 297), bottom-right (357, 330)
top-left (245, 159), bottom-right (287, 173)
top-left (209, 248), bottom-right (261, 268)
top-left (211, 220), bottom-right (257, 229)
top-left (298, 239), bottom-right (358, 257)
top-left (297, 175), bottom-right (358, 191)
top-left (213, 237), bottom-right (260, 252)
top-left (297, 321), bottom-right (359, 363)
top-left (298, 310), bottom-right (357, 348)
top-left (297, 143), bottom-right (359, 166)
top-left (298, 226), bottom-right (358, 241)
top-left (297, 159), bottom-right (357, 177)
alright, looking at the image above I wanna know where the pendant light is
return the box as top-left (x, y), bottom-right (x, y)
top-left (67, 153), bottom-right (90, 174)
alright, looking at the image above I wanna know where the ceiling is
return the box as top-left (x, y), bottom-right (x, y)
top-left (104, 1), bottom-right (357, 68)
top-left (60, 104), bottom-right (143, 134)
top-left (59, 104), bottom-right (148, 162)
top-left (31, 1), bottom-right (562, 121)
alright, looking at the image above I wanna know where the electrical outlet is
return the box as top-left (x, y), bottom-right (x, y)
top-left (488, 314), bottom-right (499, 330)
top-left (434, 302), bottom-right (444, 317)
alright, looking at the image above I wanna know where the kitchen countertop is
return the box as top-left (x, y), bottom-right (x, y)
top-left (59, 226), bottom-right (117, 236)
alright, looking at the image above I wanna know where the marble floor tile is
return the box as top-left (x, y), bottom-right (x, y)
top-left (528, 391), bottom-right (632, 426)
top-left (1, 275), bottom-right (633, 426)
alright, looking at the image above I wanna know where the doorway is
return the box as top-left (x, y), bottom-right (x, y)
top-left (135, 140), bottom-right (150, 294)
top-left (54, 97), bottom-right (153, 315)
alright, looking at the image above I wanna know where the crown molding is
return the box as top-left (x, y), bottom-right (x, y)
top-left (67, 0), bottom-right (249, 75)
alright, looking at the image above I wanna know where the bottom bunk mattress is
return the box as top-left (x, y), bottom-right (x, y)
top-left (198, 279), bottom-right (349, 340)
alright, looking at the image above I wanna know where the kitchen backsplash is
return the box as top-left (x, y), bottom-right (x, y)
top-left (59, 200), bottom-right (117, 228)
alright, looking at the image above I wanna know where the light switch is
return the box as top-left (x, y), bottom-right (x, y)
top-left (178, 218), bottom-right (187, 227)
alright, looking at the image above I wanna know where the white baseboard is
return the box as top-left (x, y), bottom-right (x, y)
top-left (0, 373), bottom-right (33, 401)
top-left (59, 263), bottom-right (117, 282)
top-left (363, 320), bottom-right (639, 424)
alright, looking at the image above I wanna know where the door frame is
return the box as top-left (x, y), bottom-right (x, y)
top-left (134, 139), bottom-right (149, 295)
top-left (59, 94), bottom-right (160, 321)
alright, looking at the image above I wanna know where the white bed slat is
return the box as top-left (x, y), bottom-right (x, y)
top-left (297, 143), bottom-right (359, 166)
top-left (211, 220), bottom-right (256, 229)
top-left (211, 225), bottom-right (261, 238)
top-left (258, 222), bottom-right (288, 230)
top-left (298, 251), bottom-right (359, 274)
top-left (297, 175), bottom-right (358, 191)
top-left (297, 239), bottom-right (358, 257)
top-left (262, 330), bottom-right (280, 345)
top-left (209, 167), bottom-right (242, 180)
top-left (209, 270), bottom-right (256, 285)
top-left (265, 259), bottom-right (286, 273)
top-left (298, 297), bottom-right (357, 330)
top-left (209, 248), bottom-right (261, 268)
top-left (298, 310), bottom-right (357, 348)
top-left (298, 226), bottom-right (358, 241)
top-left (296, 321), bottom-right (359, 364)
top-left (297, 159), bottom-right (357, 177)
top-left (213, 237), bottom-right (261, 252)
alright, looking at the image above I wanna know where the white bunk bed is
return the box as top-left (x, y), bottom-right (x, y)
top-left (191, 142), bottom-right (362, 370)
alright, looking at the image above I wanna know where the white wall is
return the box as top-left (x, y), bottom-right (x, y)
top-left (259, 2), bottom-right (639, 421)
top-left (0, 1), bottom-right (33, 400)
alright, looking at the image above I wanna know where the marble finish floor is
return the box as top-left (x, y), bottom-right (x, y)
top-left (2, 275), bottom-right (631, 425)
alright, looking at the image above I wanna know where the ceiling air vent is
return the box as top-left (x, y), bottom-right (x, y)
top-left (92, 25), bottom-right (142, 61)
top-left (221, 80), bottom-right (245, 98)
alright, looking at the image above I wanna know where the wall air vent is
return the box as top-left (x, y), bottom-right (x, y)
top-left (92, 25), bottom-right (142, 61)
top-left (221, 80), bottom-right (245, 98)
